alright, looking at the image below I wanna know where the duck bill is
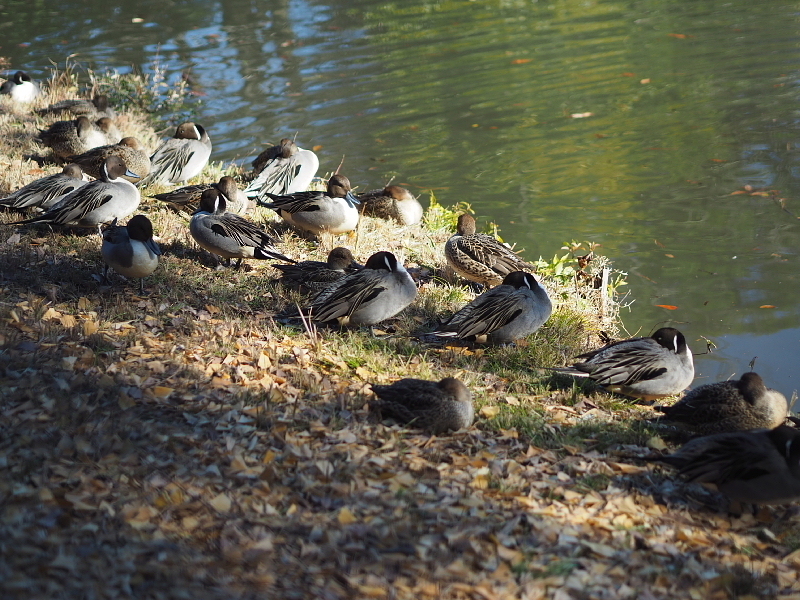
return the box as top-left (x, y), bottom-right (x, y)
top-left (344, 191), bottom-right (361, 208)
top-left (125, 169), bottom-right (140, 179)
top-left (146, 239), bottom-right (163, 256)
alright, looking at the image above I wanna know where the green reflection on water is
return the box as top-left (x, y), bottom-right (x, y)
top-left (2, 0), bottom-right (799, 388)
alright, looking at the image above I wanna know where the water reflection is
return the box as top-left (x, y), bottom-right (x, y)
top-left (1, 0), bottom-right (798, 396)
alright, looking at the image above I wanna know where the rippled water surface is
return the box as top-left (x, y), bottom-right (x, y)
top-left (2, 0), bottom-right (799, 398)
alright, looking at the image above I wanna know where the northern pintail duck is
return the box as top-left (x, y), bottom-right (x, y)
top-left (139, 122), bottom-right (212, 187)
top-left (556, 327), bottom-right (695, 401)
top-left (274, 247), bottom-right (362, 294)
top-left (0, 164), bottom-right (87, 212)
top-left (653, 372), bottom-right (788, 435)
top-left (67, 137), bottom-right (151, 184)
top-left (37, 116), bottom-right (111, 160)
top-left (357, 185), bottom-right (423, 226)
top-left (14, 156), bottom-right (140, 232)
top-left (96, 117), bottom-right (122, 145)
top-left (445, 213), bottom-right (536, 287)
top-left (432, 271), bottom-right (552, 344)
top-left (244, 138), bottom-right (319, 199)
top-left (370, 377), bottom-right (474, 434)
top-left (189, 188), bottom-right (293, 269)
top-left (101, 215), bottom-right (161, 293)
top-left (259, 174), bottom-right (360, 235)
top-left (36, 94), bottom-right (116, 119)
top-left (648, 425), bottom-right (800, 505)
top-left (0, 71), bottom-right (40, 103)
top-left (308, 251), bottom-right (417, 326)
top-left (152, 176), bottom-right (250, 216)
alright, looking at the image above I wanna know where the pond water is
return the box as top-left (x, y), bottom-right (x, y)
top-left (2, 0), bottom-right (799, 401)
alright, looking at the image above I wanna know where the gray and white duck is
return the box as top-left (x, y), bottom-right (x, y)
top-left (445, 213), bottom-right (536, 287)
top-left (0, 164), bottom-right (88, 212)
top-left (139, 122), bottom-right (212, 187)
top-left (308, 251), bottom-right (417, 326)
top-left (14, 156), bottom-right (141, 233)
top-left (370, 377), bottom-right (474, 434)
top-left (101, 215), bottom-right (161, 293)
top-left (555, 327), bottom-right (695, 401)
top-left (0, 70), bottom-right (40, 103)
top-left (244, 138), bottom-right (319, 200)
top-left (653, 372), bottom-right (788, 435)
top-left (431, 271), bottom-right (552, 345)
top-left (259, 173), bottom-right (360, 235)
top-left (189, 188), bottom-right (293, 269)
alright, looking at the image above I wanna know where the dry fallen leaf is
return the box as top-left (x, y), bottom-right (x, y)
top-left (337, 506), bottom-right (358, 525)
top-left (480, 405), bottom-right (500, 418)
top-left (209, 493), bottom-right (232, 513)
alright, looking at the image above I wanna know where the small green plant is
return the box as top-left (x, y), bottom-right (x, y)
top-left (422, 190), bottom-right (472, 232)
top-left (533, 252), bottom-right (577, 285)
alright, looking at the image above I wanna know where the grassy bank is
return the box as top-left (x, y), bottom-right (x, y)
top-left (0, 64), bottom-right (798, 600)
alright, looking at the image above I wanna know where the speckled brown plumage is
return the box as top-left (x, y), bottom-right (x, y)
top-left (654, 372), bottom-right (788, 435)
top-left (68, 137), bottom-right (151, 183)
top-left (356, 185), bottom-right (423, 225)
top-left (445, 213), bottom-right (535, 287)
top-left (649, 425), bottom-right (800, 505)
top-left (151, 176), bottom-right (251, 216)
top-left (274, 247), bottom-right (361, 294)
top-left (371, 377), bottom-right (474, 434)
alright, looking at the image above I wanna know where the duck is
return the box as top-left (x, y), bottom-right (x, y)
top-left (555, 327), bottom-right (695, 401)
top-left (37, 116), bottom-right (110, 160)
top-left (96, 117), bottom-right (122, 145)
top-left (308, 251), bottom-right (417, 325)
top-left (445, 213), bottom-right (536, 287)
top-left (151, 176), bottom-right (250, 216)
top-left (370, 377), bottom-right (474, 434)
top-left (653, 372), bottom-right (788, 435)
top-left (0, 164), bottom-right (88, 212)
top-left (244, 138), bottom-right (319, 199)
top-left (36, 94), bottom-right (116, 119)
top-left (139, 122), bottom-right (212, 187)
top-left (259, 173), bottom-right (360, 235)
top-left (357, 185), bottom-right (423, 226)
top-left (101, 215), bottom-right (161, 294)
top-left (189, 188), bottom-right (294, 269)
top-left (0, 70), bottom-right (40, 103)
top-left (273, 247), bottom-right (362, 293)
top-left (431, 271), bottom-right (552, 344)
top-left (14, 156), bottom-right (141, 233)
top-left (648, 425), bottom-right (800, 505)
top-left (67, 137), bottom-right (151, 184)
